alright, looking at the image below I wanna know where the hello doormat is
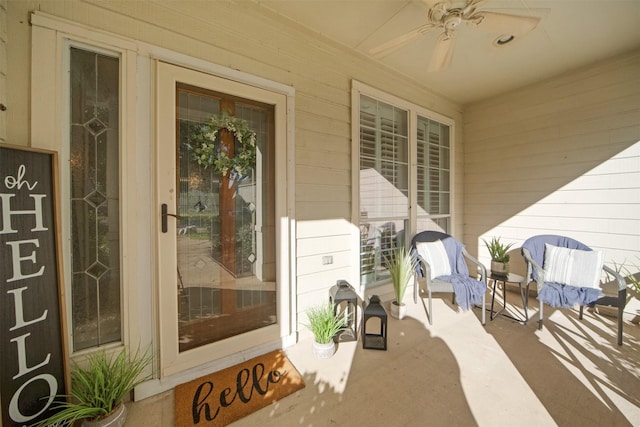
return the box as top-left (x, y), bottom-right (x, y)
top-left (174, 350), bottom-right (305, 426)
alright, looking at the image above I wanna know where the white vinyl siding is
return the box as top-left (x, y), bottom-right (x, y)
top-left (465, 49), bottom-right (640, 269)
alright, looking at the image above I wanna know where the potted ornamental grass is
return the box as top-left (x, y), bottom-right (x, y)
top-left (622, 257), bottom-right (640, 295)
top-left (483, 237), bottom-right (514, 276)
top-left (33, 346), bottom-right (152, 427)
top-left (305, 302), bottom-right (346, 359)
top-left (385, 246), bottom-right (418, 320)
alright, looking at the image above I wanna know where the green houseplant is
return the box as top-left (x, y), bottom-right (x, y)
top-left (305, 303), bottom-right (346, 359)
top-left (483, 237), bottom-right (514, 276)
top-left (385, 246), bottom-right (418, 320)
top-left (622, 257), bottom-right (640, 294)
top-left (33, 346), bottom-right (152, 427)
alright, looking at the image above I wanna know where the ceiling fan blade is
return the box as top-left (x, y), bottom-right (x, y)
top-left (461, 0), bottom-right (486, 16)
top-left (369, 23), bottom-right (436, 59)
top-left (428, 32), bottom-right (456, 72)
top-left (473, 11), bottom-right (540, 36)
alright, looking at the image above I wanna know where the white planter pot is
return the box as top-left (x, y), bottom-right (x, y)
top-left (390, 301), bottom-right (407, 320)
top-left (82, 403), bottom-right (127, 427)
top-left (491, 260), bottom-right (509, 276)
top-left (312, 340), bottom-right (336, 359)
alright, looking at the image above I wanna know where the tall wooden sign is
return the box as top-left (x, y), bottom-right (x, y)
top-left (0, 144), bottom-right (69, 426)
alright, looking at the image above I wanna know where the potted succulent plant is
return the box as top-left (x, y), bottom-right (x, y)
top-left (483, 237), bottom-right (514, 276)
top-left (305, 303), bottom-right (346, 359)
top-left (32, 346), bottom-right (152, 427)
top-left (385, 246), bottom-right (418, 320)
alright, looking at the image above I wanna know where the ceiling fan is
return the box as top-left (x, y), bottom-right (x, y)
top-left (369, 0), bottom-right (541, 71)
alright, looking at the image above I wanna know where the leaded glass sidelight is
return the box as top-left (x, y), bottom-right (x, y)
top-left (69, 48), bottom-right (121, 351)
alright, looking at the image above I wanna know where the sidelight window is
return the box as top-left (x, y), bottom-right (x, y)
top-left (69, 47), bottom-right (122, 350)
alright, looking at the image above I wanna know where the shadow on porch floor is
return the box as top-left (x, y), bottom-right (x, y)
top-left (127, 292), bottom-right (640, 426)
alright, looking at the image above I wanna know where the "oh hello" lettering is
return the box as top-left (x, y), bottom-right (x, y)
top-left (1, 163), bottom-right (56, 423)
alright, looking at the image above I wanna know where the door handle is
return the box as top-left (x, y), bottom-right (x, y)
top-left (161, 203), bottom-right (181, 233)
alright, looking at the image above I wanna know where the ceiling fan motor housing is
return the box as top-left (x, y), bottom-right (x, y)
top-left (444, 14), bottom-right (462, 29)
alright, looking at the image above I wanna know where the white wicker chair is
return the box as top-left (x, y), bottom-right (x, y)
top-left (411, 231), bottom-right (487, 326)
top-left (521, 234), bottom-right (626, 346)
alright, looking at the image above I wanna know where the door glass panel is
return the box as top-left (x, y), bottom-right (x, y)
top-left (175, 85), bottom-right (276, 352)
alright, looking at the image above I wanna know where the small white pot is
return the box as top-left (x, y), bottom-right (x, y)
top-left (491, 260), bottom-right (509, 276)
top-left (312, 340), bottom-right (336, 359)
top-left (82, 403), bottom-right (127, 427)
top-left (390, 301), bottom-right (407, 320)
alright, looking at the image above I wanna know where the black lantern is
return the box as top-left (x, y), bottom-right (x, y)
top-left (362, 295), bottom-right (387, 350)
top-left (329, 280), bottom-right (360, 342)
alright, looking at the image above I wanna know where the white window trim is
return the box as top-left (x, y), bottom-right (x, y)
top-left (350, 80), bottom-right (455, 291)
top-left (31, 13), bottom-right (138, 358)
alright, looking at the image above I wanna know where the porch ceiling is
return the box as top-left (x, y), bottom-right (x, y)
top-left (256, 0), bottom-right (640, 105)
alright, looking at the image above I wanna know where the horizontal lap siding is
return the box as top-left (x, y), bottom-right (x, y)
top-left (296, 220), bottom-right (354, 309)
top-left (17, 1), bottom-right (463, 323)
top-left (464, 49), bottom-right (640, 267)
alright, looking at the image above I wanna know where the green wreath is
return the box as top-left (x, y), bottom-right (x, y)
top-left (189, 111), bottom-right (257, 178)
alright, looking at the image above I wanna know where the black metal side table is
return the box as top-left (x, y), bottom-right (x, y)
top-left (489, 272), bottom-right (530, 323)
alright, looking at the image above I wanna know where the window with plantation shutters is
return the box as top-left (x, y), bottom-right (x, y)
top-left (416, 115), bottom-right (450, 232)
top-left (359, 96), bottom-right (409, 286)
top-left (356, 86), bottom-right (452, 288)
top-left (359, 96), bottom-right (409, 218)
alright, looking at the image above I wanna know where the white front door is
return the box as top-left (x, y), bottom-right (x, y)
top-left (156, 62), bottom-right (290, 377)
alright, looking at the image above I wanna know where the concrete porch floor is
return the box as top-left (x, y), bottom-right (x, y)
top-left (127, 291), bottom-right (640, 426)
